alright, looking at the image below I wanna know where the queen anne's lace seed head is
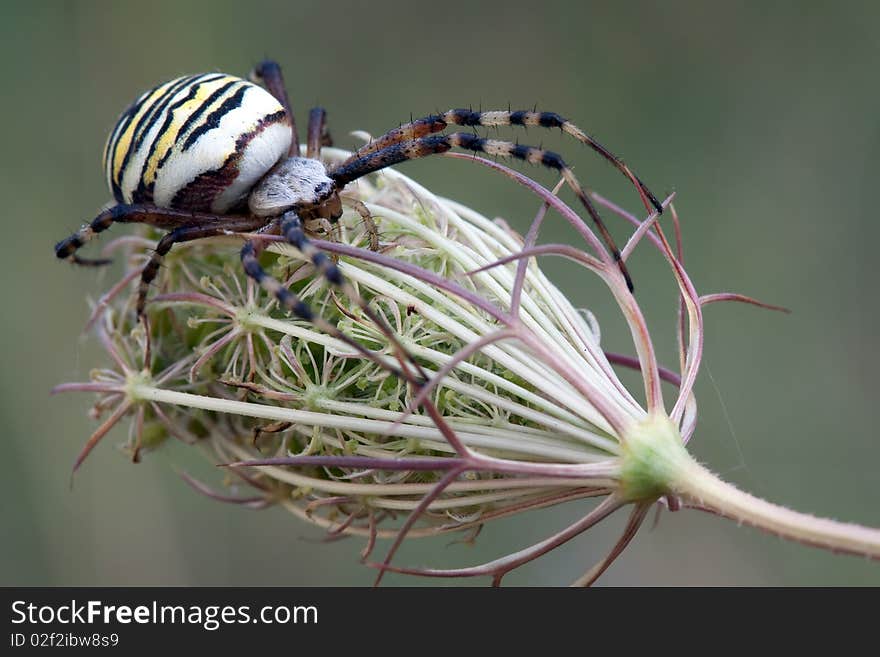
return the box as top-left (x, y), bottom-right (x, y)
top-left (56, 147), bottom-right (880, 585)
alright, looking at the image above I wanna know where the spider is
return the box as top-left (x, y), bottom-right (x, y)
top-left (54, 59), bottom-right (662, 354)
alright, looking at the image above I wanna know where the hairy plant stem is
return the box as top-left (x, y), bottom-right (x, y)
top-left (619, 414), bottom-right (880, 558)
top-left (671, 460), bottom-right (880, 558)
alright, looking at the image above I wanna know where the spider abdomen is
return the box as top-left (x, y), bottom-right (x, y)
top-left (103, 73), bottom-right (292, 214)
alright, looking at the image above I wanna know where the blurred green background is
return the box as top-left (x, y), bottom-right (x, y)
top-left (3, 0), bottom-right (878, 586)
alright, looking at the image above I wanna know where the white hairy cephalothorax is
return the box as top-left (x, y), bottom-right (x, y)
top-left (248, 157), bottom-right (336, 217)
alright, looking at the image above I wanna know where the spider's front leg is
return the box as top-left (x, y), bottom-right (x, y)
top-left (330, 133), bottom-right (636, 291)
top-left (340, 108), bottom-right (662, 215)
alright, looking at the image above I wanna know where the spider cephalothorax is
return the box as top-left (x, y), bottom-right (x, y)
top-left (55, 59), bottom-right (661, 358)
top-left (249, 157), bottom-right (343, 222)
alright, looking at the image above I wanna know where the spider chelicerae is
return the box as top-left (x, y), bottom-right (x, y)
top-left (54, 59), bottom-right (661, 362)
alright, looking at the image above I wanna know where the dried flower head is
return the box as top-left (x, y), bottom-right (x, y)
top-left (55, 145), bottom-right (880, 585)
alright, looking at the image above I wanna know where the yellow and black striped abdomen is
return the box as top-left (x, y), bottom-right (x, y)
top-left (102, 73), bottom-right (292, 213)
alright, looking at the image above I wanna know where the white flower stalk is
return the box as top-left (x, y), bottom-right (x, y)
top-left (56, 146), bottom-right (880, 585)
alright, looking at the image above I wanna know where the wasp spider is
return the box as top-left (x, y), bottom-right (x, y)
top-left (55, 59), bottom-right (661, 356)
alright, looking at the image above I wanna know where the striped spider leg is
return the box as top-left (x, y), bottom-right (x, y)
top-left (337, 109), bottom-right (663, 290)
top-left (55, 205), bottom-right (266, 315)
top-left (341, 108), bottom-right (661, 214)
top-left (330, 132), bottom-right (643, 291)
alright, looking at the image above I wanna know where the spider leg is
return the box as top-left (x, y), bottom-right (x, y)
top-left (137, 216), bottom-right (268, 316)
top-left (321, 125), bottom-right (334, 148)
top-left (306, 107), bottom-right (328, 159)
top-left (331, 138), bottom-right (453, 186)
top-left (340, 115), bottom-right (447, 166)
top-left (54, 204), bottom-right (239, 266)
top-left (241, 212), bottom-right (426, 383)
top-left (331, 133), bottom-right (634, 291)
top-left (339, 109), bottom-right (661, 215)
top-left (249, 59), bottom-right (300, 157)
